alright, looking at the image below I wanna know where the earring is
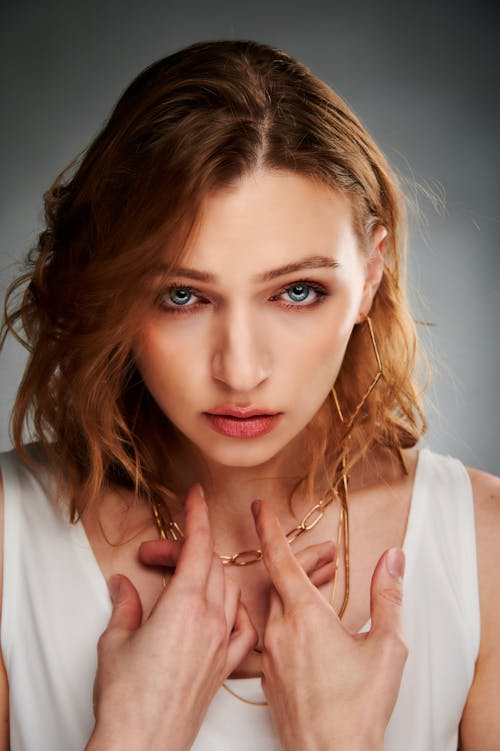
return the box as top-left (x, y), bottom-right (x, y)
top-left (329, 315), bottom-right (382, 619)
top-left (332, 315), bottom-right (383, 432)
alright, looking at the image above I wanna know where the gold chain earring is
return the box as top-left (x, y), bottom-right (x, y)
top-left (330, 315), bottom-right (383, 618)
top-left (332, 315), bottom-right (383, 433)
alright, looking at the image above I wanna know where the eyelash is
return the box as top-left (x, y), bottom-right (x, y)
top-left (269, 281), bottom-right (329, 310)
top-left (155, 280), bottom-right (329, 315)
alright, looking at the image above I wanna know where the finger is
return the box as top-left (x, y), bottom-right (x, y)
top-left (263, 550), bottom-right (336, 622)
top-left (223, 577), bottom-right (241, 636)
top-left (252, 500), bottom-right (314, 607)
top-left (205, 551), bottom-right (226, 610)
top-left (267, 585), bottom-right (283, 622)
top-left (369, 548), bottom-right (405, 639)
top-left (106, 574), bottom-right (143, 635)
top-left (139, 539), bottom-right (183, 568)
top-left (294, 540), bottom-right (336, 580)
top-left (226, 600), bottom-right (258, 674)
top-left (308, 561), bottom-right (336, 588)
top-left (173, 484), bottom-right (214, 590)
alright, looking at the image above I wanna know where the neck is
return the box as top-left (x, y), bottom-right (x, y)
top-left (162, 436), bottom-right (396, 557)
top-left (171, 434), bottom-right (321, 554)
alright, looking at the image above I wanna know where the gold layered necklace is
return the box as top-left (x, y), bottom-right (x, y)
top-left (149, 464), bottom-right (350, 707)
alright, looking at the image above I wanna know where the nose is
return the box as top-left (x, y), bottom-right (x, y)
top-left (211, 306), bottom-right (271, 392)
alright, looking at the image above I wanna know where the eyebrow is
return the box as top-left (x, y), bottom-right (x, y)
top-left (163, 255), bottom-right (342, 284)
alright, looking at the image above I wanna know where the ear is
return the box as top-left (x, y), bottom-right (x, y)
top-left (356, 225), bottom-right (387, 323)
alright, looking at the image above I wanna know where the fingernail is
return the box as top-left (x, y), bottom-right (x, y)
top-left (198, 484), bottom-right (205, 499)
top-left (387, 548), bottom-right (405, 577)
top-left (251, 500), bottom-right (261, 520)
top-left (108, 575), bottom-right (121, 602)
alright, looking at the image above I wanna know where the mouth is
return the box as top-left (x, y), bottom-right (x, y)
top-left (203, 406), bottom-right (282, 439)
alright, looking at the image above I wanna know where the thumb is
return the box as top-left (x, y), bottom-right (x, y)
top-left (106, 574), bottom-right (143, 634)
top-left (369, 548), bottom-right (405, 638)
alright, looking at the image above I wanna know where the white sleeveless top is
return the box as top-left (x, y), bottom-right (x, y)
top-left (0, 448), bottom-right (480, 750)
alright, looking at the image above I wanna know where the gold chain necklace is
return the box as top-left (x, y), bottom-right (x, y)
top-left (150, 469), bottom-right (350, 707)
top-left (151, 487), bottom-right (343, 568)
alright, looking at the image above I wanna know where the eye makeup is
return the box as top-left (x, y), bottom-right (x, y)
top-left (269, 280), bottom-right (329, 310)
top-left (155, 277), bottom-right (331, 315)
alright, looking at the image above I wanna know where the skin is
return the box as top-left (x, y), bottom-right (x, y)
top-left (87, 486), bottom-right (258, 751)
top-left (134, 170), bottom-right (384, 481)
top-left (85, 490), bottom-right (406, 751)
top-left (0, 168), bottom-right (499, 749)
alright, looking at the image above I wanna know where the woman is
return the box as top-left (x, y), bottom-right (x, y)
top-left (0, 40), bottom-right (498, 750)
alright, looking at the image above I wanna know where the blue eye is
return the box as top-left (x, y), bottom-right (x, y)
top-left (272, 281), bottom-right (328, 309)
top-left (156, 283), bottom-right (209, 314)
top-left (168, 287), bottom-right (194, 306)
top-left (285, 284), bottom-right (311, 303)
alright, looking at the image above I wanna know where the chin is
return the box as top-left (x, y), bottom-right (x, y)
top-left (168, 413), bottom-right (312, 471)
top-left (193, 425), bottom-right (306, 471)
top-left (199, 443), bottom-right (284, 469)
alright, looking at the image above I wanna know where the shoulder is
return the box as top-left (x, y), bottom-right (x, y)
top-left (466, 465), bottom-right (500, 679)
top-left (466, 466), bottom-right (500, 613)
top-left (467, 466), bottom-right (500, 581)
top-left (467, 464), bottom-right (500, 515)
top-left (459, 467), bottom-right (500, 747)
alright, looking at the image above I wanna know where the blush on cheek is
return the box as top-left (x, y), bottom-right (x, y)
top-left (134, 327), bottom-right (178, 368)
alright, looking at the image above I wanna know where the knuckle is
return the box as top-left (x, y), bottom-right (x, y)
top-left (249, 622), bottom-right (259, 646)
top-left (262, 620), bottom-right (288, 653)
top-left (378, 585), bottom-right (403, 607)
top-left (96, 630), bottom-right (113, 657)
top-left (391, 632), bottom-right (409, 661)
top-left (241, 619), bottom-right (259, 650)
top-left (380, 630), bottom-right (408, 662)
top-left (262, 625), bottom-right (277, 653)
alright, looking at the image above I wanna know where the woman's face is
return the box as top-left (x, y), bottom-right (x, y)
top-left (134, 169), bottom-right (384, 470)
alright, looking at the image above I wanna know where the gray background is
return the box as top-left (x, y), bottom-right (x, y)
top-left (1, 0), bottom-right (499, 474)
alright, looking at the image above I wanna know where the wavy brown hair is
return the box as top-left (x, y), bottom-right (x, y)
top-left (2, 39), bottom-right (426, 521)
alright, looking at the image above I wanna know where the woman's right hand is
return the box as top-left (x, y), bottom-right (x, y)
top-left (85, 484), bottom-right (258, 751)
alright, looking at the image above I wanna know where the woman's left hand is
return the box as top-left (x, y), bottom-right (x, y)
top-left (252, 500), bottom-right (408, 751)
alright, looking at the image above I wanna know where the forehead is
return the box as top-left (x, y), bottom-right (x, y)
top-left (179, 169), bottom-right (360, 278)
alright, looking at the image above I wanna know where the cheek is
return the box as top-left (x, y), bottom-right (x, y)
top-left (277, 316), bottom-right (352, 403)
top-left (294, 295), bottom-right (356, 362)
top-left (310, 288), bottom-right (362, 370)
top-left (134, 323), bottom-right (201, 397)
top-left (305, 326), bottom-right (350, 384)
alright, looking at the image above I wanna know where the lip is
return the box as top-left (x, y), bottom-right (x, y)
top-left (203, 407), bottom-right (282, 439)
top-left (206, 404), bottom-right (280, 418)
